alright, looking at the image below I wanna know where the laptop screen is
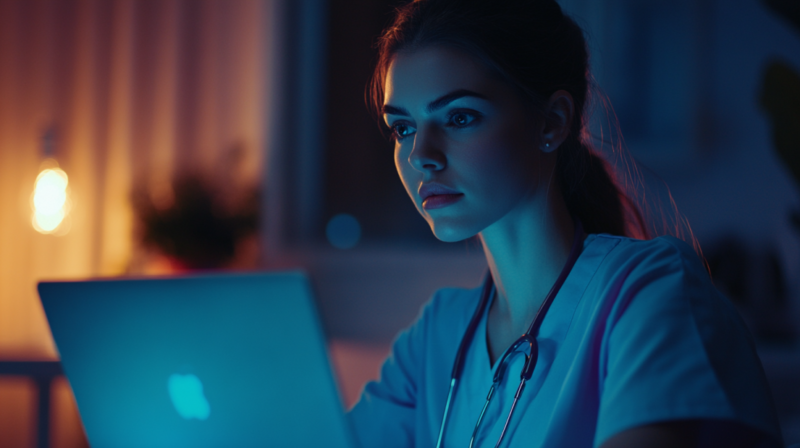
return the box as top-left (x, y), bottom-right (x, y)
top-left (39, 272), bottom-right (356, 448)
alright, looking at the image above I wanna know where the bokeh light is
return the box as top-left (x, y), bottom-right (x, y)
top-left (325, 213), bottom-right (361, 249)
top-left (31, 167), bottom-right (71, 234)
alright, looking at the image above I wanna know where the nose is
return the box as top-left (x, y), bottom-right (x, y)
top-left (408, 129), bottom-right (446, 173)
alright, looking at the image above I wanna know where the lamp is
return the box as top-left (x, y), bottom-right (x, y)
top-left (31, 128), bottom-right (71, 235)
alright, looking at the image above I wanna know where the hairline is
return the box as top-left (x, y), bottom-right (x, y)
top-left (379, 39), bottom-right (547, 118)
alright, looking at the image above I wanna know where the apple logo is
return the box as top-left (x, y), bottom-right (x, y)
top-left (168, 373), bottom-right (211, 420)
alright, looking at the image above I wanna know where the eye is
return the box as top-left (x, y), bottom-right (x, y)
top-left (447, 111), bottom-right (479, 128)
top-left (391, 122), bottom-right (416, 140)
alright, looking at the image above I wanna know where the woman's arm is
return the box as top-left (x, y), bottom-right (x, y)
top-left (599, 419), bottom-right (778, 448)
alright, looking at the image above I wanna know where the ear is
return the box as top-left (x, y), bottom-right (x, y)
top-left (539, 90), bottom-right (575, 153)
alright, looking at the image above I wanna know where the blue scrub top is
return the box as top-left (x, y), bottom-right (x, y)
top-left (347, 234), bottom-right (783, 447)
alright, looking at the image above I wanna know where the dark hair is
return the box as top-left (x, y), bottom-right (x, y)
top-left (367, 0), bottom-right (648, 238)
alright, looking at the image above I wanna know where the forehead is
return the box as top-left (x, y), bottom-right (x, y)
top-left (384, 46), bottom-right (497, 108)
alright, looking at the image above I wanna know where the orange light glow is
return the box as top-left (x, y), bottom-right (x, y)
top-left (31, 166), bottom-right (71, 234)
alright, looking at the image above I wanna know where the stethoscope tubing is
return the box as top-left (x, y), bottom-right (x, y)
top-left (435, 220), bottom-right (584, 448)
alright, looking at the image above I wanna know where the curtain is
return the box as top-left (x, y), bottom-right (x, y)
top-left (0, 0), bottom-right (267, 445)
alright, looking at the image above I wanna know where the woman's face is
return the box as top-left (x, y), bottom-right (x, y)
top-left (383, 45), bottom-right (547, 242)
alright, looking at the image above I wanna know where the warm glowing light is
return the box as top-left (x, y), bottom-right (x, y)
top-left (31, 167), bottom-right (71, 234)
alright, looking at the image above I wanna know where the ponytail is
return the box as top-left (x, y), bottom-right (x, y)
top-left (558, 134), bottom-right (647, 238)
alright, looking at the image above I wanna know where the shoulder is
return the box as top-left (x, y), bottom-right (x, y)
top-left (586, 233), bottom-right (736, 353)
top-left (424, 283), bottom-right (484, 318)
top-left (387, 282), bottom-right (485, 386)
top-left (590, 233), bottom-right (706, 281)
top-left (583, 233), bottom-right (713, 317)
top-left (412, 283), bottom-right (484, 338)
top-left (382, 282), bottom-right (484, 366)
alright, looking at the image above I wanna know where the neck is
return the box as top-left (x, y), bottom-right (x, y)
top-left (479, 181), bottom-right (576, 337)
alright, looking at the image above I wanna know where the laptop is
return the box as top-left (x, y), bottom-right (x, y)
top-left (38, 271), bottom-right (357, 448)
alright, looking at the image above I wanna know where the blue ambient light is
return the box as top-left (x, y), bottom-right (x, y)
top-left (168, 373), bottom-right (211, 420)
top-left (326, 213), bottom-right (361, 249)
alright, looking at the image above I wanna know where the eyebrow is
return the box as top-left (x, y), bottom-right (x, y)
top-left (382, 89), bottom-right (488, 117)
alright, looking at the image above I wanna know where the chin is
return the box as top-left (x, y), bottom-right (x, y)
top-left (428, 218), bottom-right (479, 243)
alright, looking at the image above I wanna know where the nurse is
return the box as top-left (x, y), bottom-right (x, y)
top-left (348, 0), bottom-right (783, 447)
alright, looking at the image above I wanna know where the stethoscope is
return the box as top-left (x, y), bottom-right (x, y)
top-left (435, 220), bottom-right (584, 448)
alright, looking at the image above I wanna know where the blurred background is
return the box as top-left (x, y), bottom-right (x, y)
top-left (0, 0), bottom-right (799, 446)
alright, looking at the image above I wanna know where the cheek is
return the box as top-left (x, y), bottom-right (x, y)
top-left (460, 132), bottom-right (535, 193)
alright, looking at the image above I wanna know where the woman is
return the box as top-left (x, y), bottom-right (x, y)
top-left (347, 0), bottom-right (783, 447)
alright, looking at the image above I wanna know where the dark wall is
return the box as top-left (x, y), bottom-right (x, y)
top-left (322, 0), bottom-right (450, 248)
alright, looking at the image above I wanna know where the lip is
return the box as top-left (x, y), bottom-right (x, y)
top-left (419, 183), bottom-right (464, 210)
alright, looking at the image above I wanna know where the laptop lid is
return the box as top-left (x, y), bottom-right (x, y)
top-left (38, 271), bottom-right (356, 448)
